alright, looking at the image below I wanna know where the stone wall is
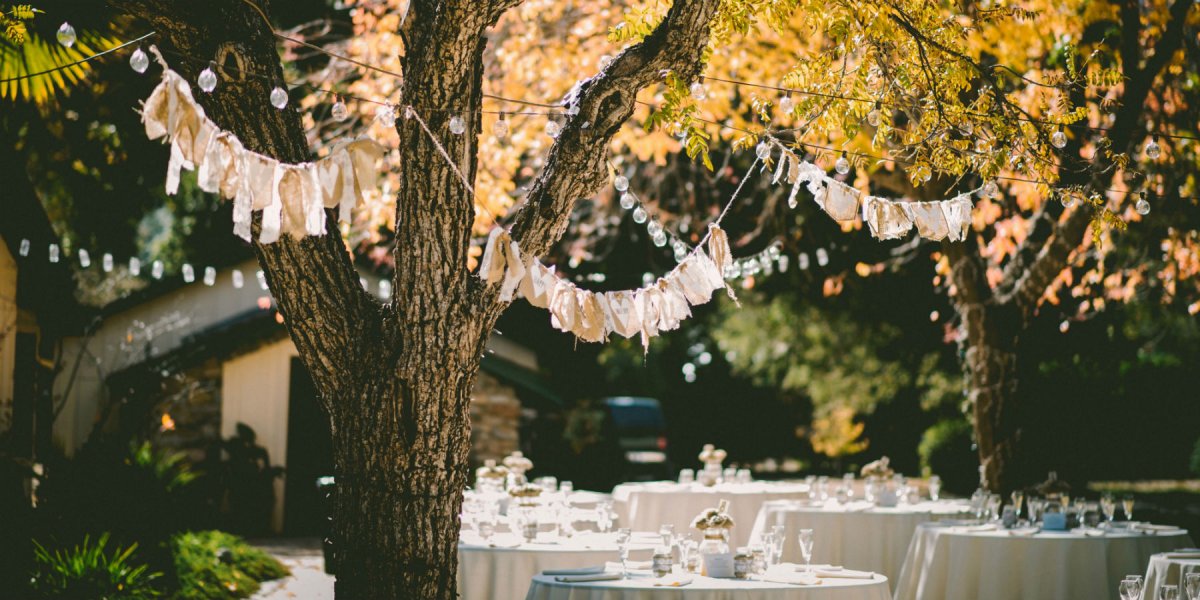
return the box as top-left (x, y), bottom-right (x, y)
top-left (469, 371), bottom-right (521, 467)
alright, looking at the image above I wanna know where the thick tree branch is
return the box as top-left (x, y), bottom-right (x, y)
top-left (505, 0), bottom-right (722, 265)
top-left (109, 0), bottom-right (383, 412)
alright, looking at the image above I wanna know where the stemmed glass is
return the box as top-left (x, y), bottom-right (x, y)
top-left (1123, 495), bottom-right (1135, 522)
top-left (1101, 493), bottom-right (1117, 527)
top-left (798, 529), bottom-right (815, 574)
top-left (1120, 575), bottom-right (1143, 600)
top-left (1074, 497), bottom-right (1089, 528)
top-left (1185, 573), bottom-right (1200, 600)
top-left (615, 528), bottom-right (632, 578)
top-left (770, 525), bottom-right (785, 567)
top-left (1011, 490), bottom-right (1025, 521)
top-left (596, 501), bottom-right (613, 533)
top-left (1160, 584), bottom-right (1180, 600)
top-left (761, 532), bottom-right (777, 569)
top-left (477, 509), bottom-right (496, 542)
top-left (659, 524), bottom-right (676, 548)
top-left (928, 475), bottom-right (942, 502)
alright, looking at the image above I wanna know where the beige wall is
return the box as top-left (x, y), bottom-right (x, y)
top-left (221, 338), bottom-right (297, 533)
top-left (0, 238), bottom-right (16, 430)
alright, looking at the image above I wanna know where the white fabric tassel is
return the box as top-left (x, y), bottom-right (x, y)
top-left (260, 164), bottom-right (284, 244)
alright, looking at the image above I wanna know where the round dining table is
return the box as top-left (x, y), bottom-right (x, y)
top-left (748, 499), bottom-right (972, 582)
top-left (612, 481), bottom-right (811, 546)
top-left (458, 531), bottom-right (657, 600)
top-left (1141, 548), bottom-right (1200, 600)
top-left (525, 566), bottom-right (892, 600)
top-left (893, 522), bottom-right (1193, 600)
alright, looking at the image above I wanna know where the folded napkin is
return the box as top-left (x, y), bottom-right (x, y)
top-left (1163, 553), bottom-right (1200, 560)
top-left (762, 573), bottom-right (822, 586)
top-left (1136, 524), bottom-right (1187, 534)
top-left (605, 560), bottom-right (652, 570)
top-left (1008, 528), bottom-right (1040, 537)
top-left (542, 565), bottom-right (605, 576)
top-left (814, 568), bottom-right (875, 579)
top-left (555, 573), bottom-right (622, 583)
top-left (654, 576), bottom-right (694, 587)
top-left (955, 523), bottom-right (997, 533)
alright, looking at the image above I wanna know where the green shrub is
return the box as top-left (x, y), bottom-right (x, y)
top-left (29, 533), bottom-right (161, 599)
top-left (1191, 437), bottom-right (1200, 476)
top-left (918, 419), bottom-right (979, 496)
top-left (170, 530), bottom-right (288, 600)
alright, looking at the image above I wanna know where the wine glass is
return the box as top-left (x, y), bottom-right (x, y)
top-left (659, 523), bottom-right (676, 547)
top-left (1011, 490), bottom-right (1025, 521)
top-left (1123, 495), bottom-right (1135, 522)
top-left (596, 501), bottom-right (613, 533)
top-left (1160, 584), bottom-right (1179, 600)
top-left (477, 510), bottom-right (496, 542)
top-left (678, 469), bottom-right (695, 485)
top-left (761, 531), bottom-right (776, 569)
top-left (798, 529), bottom-right (814, 573)
top-left (1120, 575), bottom-right (1144, 600)
top-left (616, 528), bottom-right (632, 578)
top-left (1101, 493), bottom-right (1117, 527)
top-left (928, 475), bottom-right (942, 502)
top-left (1074, 497), bottom-right (1089, 528)
top-left (560, 481), bottom-right (574, 496)
top-left (771, 525), bottom-right (785, 565)
top-left (1184, 573), bottom-right (1200, 600)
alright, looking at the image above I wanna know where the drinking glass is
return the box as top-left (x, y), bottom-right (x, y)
top-left (770, 525), bottom-right (785, 566)
top-left (560, 481), bottom-right (574, 495)
top-left (1185, 573), bottom-right (1200, 600)
top-left (1101, 493), bottom-right (1117, 527)
top-left (761, 531), bottom-right (776, 568)
top-left (1160, 584), bottom-right (1179, 600)
top-left (477, 511), bottom-right (496, 542)
top-left (681, 537), bottom-right (699, 573)
top-left (843, 474), bottom-right (856, 501)
top-left (1123, 495), bottom-right (1135, 522)
top-left (1028, 498), bottom-right (1045, 523)
top-left (723, 467), bottom-right (737, 483)
top-left (737, 468), bottom-right (752, 484)
top-left (986, 494), bottom-right (1003, 521)
top-left (678, 469), bottom-right (695, 485)
top-left (596, 501), bottom-right (613, 533)
top-left (659, 524), bottom-right (675, 547)
top-left (616, 528), bottom-right (632, 578)
top-left (928, 475), bottom-right (942, 502)
top-left (1011, 490), bottom-right (1025, 520)
top-left (798, 529), bottom-right (815, 573)
top-left (1074, 497), bottom-right (1088, 527)
top-left (1120, 578), bottom-right (1142, 600)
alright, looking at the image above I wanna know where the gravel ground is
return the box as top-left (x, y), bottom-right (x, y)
top-left (249, 539), bottom-right (335, 600)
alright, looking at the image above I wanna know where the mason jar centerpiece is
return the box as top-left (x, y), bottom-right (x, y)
top-left (861, 456), bottom-right (897, 506)
top-left (697, 444), bottom-right (728, 487)
top-left (691, 499), bottom-right (735, 577)
top-left (474, 459), bottom-right (509, 495)
top-left (503, 451), bottom-right (533, 490)
top-left (507, 483), bottom-right (543, 543)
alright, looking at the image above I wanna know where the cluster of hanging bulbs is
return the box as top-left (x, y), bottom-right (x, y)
top-left (722, 241), bottom-right (788, 280)
top-left (18, 238), bottom-right (268, 290)
top-left (609, 174), bottom-right (696, 262)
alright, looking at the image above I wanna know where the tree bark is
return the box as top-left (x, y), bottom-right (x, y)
top-left (110, 0), bottom-right (719, 597)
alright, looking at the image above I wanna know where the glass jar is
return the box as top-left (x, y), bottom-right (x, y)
top-left (697, 528), bottom-right (730, 576)
top-left (734, 548), bottom-right (752, 579)
top-left (652, 549), bottom-right (673, 578)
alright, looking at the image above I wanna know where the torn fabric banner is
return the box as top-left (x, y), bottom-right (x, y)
top-left (139, 46), bottom-right (386, 243)
top-left (766, 141), bottom-right (976, 243)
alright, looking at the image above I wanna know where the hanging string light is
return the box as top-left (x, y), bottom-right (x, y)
top-left (18, 239), bottom-right (30, 257)
top-left (375, 103), bottom-right (396, 126)
top-left (1144, 136), bottom-right (1162, 160)
top-left (1051, 125), bottom-right (1067, 149)
top-left (152, 260), bottom-right (165, 279)
top-left (56, 22), bottom-right (76, 47)
top-left (834, 151), bottom-right (850, 175)
top-left (197, 63), bottom-right (217, 93)
top-left (779, 92), bottom-right (794, 115)
top-left (1135, 192), bottom-right (1151, 215)
top-left (544, 119), bottom-right (562, 139)
top-left (866, 102), bottom-right (882, 127)
top-left (690, 77), bottom-right (708, 101)
top-left (102, 253), bottom-right (114, 273)
top-left (331, 96), bottom-right (349, 121)
top-left (269, 85), bottom-right (288, 109)
top-left (129, 257), bottom-right (142, 276)
top-left (182, 264), bottom-right (195, 283)
top-left (755, 140), bottom-right (772, 159)
top-left (492, 113), bottom-right (509, 139)
top-left (78, 249), bottom-right (91, 268)
top-left (48, 244), bottom-right (60, 263)
top-left (130, 47), bottom-right (150, 74)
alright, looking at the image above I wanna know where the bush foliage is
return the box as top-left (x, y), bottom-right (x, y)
top-left (169, 530), bottom-right (289, 600)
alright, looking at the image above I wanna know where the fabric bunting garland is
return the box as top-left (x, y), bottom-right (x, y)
top-left (478, 226), bottom-right (733, 351)
top-left (768, 142), bottom-right (975, 243)
top-left (139, 46), bottom-right (386, 243)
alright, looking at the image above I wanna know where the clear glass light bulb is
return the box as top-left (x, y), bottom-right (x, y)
top-left (197, 67), bottom-right (218, 93)
top-left (779, 95), bottom-right (795, 114)
top-left (647, 220), bottom-right (663, 236)
top-left (652, 231), bottom-right (668, 247)
top-left (867, 108), bottom-right (881, 127)
top-left (1051, 130), bottom-right (1067, 149)
top-left (270, 86), bottom-right (288, 109)
top-left (835, 155), bottom-right (850, 175)
top-left (129, 257), bottom-right (141, 276)
top-left (130, 47), bottom-right (149, 73)
top-left (493, 118), bottom-right (508, 139)
top-left (102, 253), bottom-right (113, 273)
top-left (182, 264), bottom-right (195, 283)
top-left (974, 138), bottom-right (990, 153)
top-left (690, 81), bottom-right (708, 101)
top-left (78, 249), bottom-right (91, 268)
top-left (1144, 138), bottom-right (1161, 160)
top-left (545, 120), bottom-right (561, 138)
top-left (152, 260), bottom-right (164, 279)
top-left (755, 141), bottom-right (771, 160)
top-left (674, 247), bottom-right (688, 263)
top-left (1135, 196), bottom-right (1150, 215)
top-left (448, 116), bottom-right (466, 135)
top-left (959, 121), bottom-right (974, 136)
top-left (1060, 193), bottom-right (1075, 208)
top-left (619, 192), bottom-right (636, 210)
top-left (57, 22), bottom-right (76, 47)
top-left (632, 207), bottom-right (648, 224)
top-left (331, 99), bottom-right (349, 122)
top-left (981, 180), bottom-right (999, 198)
top-left (49, 244), bottom-right (60, 263)
top-left (232, 270), bottom-right (244, 289)
top-left (614, 175), bottom-right (629, 192)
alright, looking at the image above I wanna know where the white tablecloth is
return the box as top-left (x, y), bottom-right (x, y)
top-left (525, 566), bottom-right (891, 600)
top-left (458, 532), bottom-right (657, 600)
top-left (893, 523), bottom-right (1193, 600)
top-left (612, 481), bottom-right (811, 546)
top-left (748, 500), bottom-right (972, 582)
top-left (1142, 550), bottom-right (1200, 600)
